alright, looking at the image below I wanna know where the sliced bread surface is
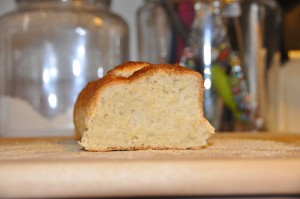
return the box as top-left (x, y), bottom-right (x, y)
top-left (74, 62), bottom-right (214, 151)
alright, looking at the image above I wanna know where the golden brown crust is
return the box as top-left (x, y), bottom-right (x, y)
top-left (74, 61), bottom-right (206, 139)
top-left (107, 61), bottom-right (151, 76)
top-left (130, 63), bottom-right (201, 79)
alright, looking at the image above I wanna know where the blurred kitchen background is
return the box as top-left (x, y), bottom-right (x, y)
top-left (0, 0), bottom-right (299, 137)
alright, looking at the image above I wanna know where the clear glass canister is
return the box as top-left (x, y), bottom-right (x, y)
top-left (137, 0), bottom-right (172, 63)
top-left (238, 0), bottom-right (282, 131)
top-left (0, 0), bottom-right (129, 137)
top-left (180, 0), bottom-right (255, 131)
top-left (180, 0), bottom-right (281, 131)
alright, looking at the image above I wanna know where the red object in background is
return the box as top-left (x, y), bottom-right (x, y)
top-left (218, 48), bottom-right (230, 61)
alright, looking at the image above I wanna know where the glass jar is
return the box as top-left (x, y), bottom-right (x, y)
top-left (137, 0), bottom-right (196, 64)
top-left (0, 0), bottom-right (129, 137)
top-left (238, 0), bottom-right (282, 131)
top-left (180, 0), bottom-right (255, 131)
top-left (180, 0), bottom-right (281, 131)
top-left (137, 0), bottom-right (172, 63)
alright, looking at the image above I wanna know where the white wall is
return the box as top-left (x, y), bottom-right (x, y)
top-left (0, 0), bottom-right (143, 60)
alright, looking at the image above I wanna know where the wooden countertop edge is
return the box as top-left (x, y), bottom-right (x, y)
top-left (0, 158), bottom-right (299, 198)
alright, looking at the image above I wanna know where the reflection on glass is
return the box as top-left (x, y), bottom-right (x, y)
top-left (204, 78), bottom-right (212, 90)
top-left (77, 45), bottom-right (85, 57)
top-left (72, 59), bottom-right (81, 77)
top-left (97, 67), bottom-right (104, 78)
top-left (75, 27), bottom-right (86, 36)
top-left (48, 93), bottom-right (57, 109)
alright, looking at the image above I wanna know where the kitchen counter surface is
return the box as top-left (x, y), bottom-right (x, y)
top-left (0, 133), bottom-right (300, 198)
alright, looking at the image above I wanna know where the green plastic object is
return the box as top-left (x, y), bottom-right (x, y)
top-left (211, 64), bottom-right (240, 119)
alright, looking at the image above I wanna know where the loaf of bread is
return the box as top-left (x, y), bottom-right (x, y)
top-left (74, 62), bottom-right (214, 151)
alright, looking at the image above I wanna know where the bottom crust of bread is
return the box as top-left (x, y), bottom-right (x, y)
top-left (79, 142), bottom-right (208, 152)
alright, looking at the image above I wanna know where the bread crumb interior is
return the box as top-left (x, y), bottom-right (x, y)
top-left (80, 72), bottom-right (210, 150)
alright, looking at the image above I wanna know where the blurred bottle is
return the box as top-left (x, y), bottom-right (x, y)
top-left (137, 0), bottom-right (172, 63)
top-left (238, 0), bottom-right (281, 131)
top-left (0, 0), bottom-right (129, 137)
top-left (180, 0), bottom-right (255, 131)
top-left (137, 0), bottom-right (196, 64)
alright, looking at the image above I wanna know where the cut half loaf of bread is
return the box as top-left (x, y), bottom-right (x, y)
top-left (74, 62), bottom-right (214, 151)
